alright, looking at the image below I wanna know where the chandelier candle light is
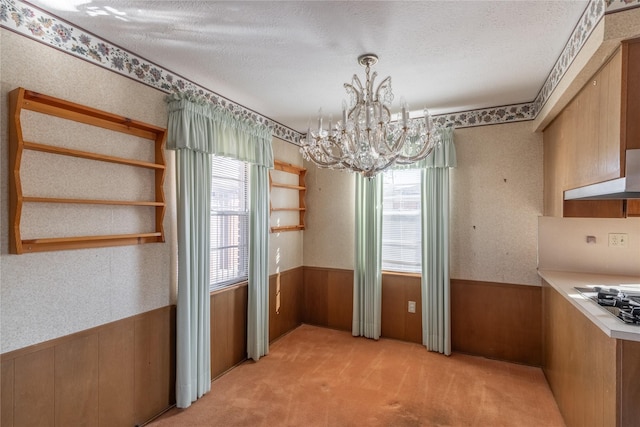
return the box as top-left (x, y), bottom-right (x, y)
top-left (300, 53), bottom-right (441, 178)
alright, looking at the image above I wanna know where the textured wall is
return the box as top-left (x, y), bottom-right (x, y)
top-left (302, 165), bottom-right (355, 270)
top-left (451, 122), bottom-right (543, 286)
top-left (303, 121), bottom-right (544, 286)
top-left (0, 29), bottom-right (174, 353)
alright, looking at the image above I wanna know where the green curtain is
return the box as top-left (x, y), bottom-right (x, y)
top-left (166, 94), bottom-right (273, 408)
top-left (247, 164), bottom-right (270, 361)
top-left (421, 128), bottom-right (456, 355)
top-left (174, 149), bottom-right (211, 408)
top-left (353, 174), bottom-right (383, 339)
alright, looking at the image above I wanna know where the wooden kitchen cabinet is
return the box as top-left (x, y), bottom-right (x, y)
top-left (542, 281), bottom-right (640, 427)
top-left (543, 38), bottom-right (640, 217)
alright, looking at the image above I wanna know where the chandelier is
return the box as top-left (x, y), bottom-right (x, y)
top-left (300, 53), bottom-right (441, 178)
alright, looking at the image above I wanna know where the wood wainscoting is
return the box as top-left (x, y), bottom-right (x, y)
top-left (211, 266), bottom-right (305, 378)
top-left (451, 279), bottom-right (543, 366)
top-left (381, 273), bottom-right (422, 344)
top-left (210, 283), bottom-right (248, 379)
top-left (270, 267), bottom-right (304, 341)
top-left (0, 306), bottom-right (175, 427)
top-left (303, 266), bottom-right (354, 331)
top-left (294, 266), bottom-right (426, 342)
top-left (301, 268), bottom-right (422, 344)
top-left (301, 268), bottom-right (542, 364)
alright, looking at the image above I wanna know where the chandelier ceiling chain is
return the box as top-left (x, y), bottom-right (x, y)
top-left (300, 53), bottom-right (441, 178)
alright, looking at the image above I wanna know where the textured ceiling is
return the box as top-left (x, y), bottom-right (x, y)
top-left (30, 0), bottom-right (589, 132)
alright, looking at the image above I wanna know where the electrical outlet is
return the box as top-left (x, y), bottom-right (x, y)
top-left (408, 301), bottom-right (416, 313)
top-left (608, 233), bottom-right (628, 247)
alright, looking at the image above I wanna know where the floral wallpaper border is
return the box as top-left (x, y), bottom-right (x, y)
top-left (0, 0), bottom-right (630, 141)
top-left (606, 0), bottom-right (640, 13)
top-left (532, 0), bottom-right (605, 115)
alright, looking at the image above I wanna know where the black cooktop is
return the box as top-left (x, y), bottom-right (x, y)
top-left (574, 286), bottom-right (640, 325)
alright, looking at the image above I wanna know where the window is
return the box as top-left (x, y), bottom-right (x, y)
top-left (210, 156), bottom-right (249, 291)
top-left (382, 168), bottom-right (422, 273)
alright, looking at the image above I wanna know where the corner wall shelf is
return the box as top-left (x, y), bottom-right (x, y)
top-left (269, 160), bottom-right (306, 233)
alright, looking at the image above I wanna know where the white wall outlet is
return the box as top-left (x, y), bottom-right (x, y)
top-left (608, 233), bottom-right (628, 247)
top-left (408, 301), bottom-right (416, 313)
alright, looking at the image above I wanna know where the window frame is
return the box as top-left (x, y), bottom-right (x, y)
top-left (209, 156), bottom-right (249, 292)
top-left (381, 167), bottom-right (423, 275)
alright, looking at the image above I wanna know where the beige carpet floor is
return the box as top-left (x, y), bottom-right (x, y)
top-left (150, 324), bottom-right (565, 427)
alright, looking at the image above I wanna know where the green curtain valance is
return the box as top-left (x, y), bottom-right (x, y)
top-left (394, 127), bottom-right (457, 170)
top-left (166, 94), bottom-right (274, 168)
top-left (421, 127), bottom-right (456, 169)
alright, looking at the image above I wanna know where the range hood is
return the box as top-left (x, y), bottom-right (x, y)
top-left (564, 149), bottom-right (640, 200)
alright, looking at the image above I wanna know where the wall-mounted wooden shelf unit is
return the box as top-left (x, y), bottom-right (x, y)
top-left (269, 160), bottom-right (306, 233)
top-left (8, 87), bottom-right (167, 254)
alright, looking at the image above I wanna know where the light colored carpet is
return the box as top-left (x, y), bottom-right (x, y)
top-left (150, 324), bottom-right (565, 426)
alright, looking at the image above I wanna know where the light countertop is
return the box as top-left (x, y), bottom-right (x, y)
top-left (538, 269), bottom-right (640, 342)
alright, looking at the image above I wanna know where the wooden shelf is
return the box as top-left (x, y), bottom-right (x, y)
top-left (269, 160), bottom-right (306, 232)
top-left (22, 196), bottom-right (165, 207)
top-left (23, 141), bottom-right (165, 170)
top-left (271, 182), bottom-right (305, 190)
top-left (20, 233), bottom-right (163, 254)
top-left (270, 225), bottom-right (305, 233)
top-left (8, 87), bottom-right (167, 254)
top-left (270, 207), bottom-right (306, 212)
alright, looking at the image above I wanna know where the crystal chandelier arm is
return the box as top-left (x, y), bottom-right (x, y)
top-left (302, 142), bottom-right (345, 168)
top-left (344, 82), bottom-right (363, 112)
top-left (319, 137), bottom-right (346, 163)
top-left (395, 135), bottom-right (437, 164)
top-left (374, 76), bottom-right (391, 105)
top-left (380, 122), bottom-right (407, 154)
top-left (367, 71), bottom-right (378, 102)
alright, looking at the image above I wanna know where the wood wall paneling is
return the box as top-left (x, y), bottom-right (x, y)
top-left (303, 267), bottom-right (353, 332)
top-left (326, 269), bottom-right (354, 331)
top-left (98, 321), bottom-right (135, 427)
top-left (542, 281), bottom-right (617, 427)
top-left (1, 360), bottom-right (14, 427)
top-left (303, 267), bottom-right (329, 326)
top-left (211, 287), bottom-right (232, 376)
top-left (302, 268), bottom-right (542, 365)
top-left (269, 267), bottom-right (304, 342)
top-left (381, 273), bottom-right (422, 344)
top-left (133, 306), bottom-right (175, 425)
top-left (54, 335), bottom-right (99, 426)
top-left (210, 284), bottom-right (248, 379)
top-left (0, 306), bottom-right (175, 427)
top-left (618, 339), bottom-right (640, 426)
top-left (451, 279), bottom-right (543, 366)
top-left (231, 284), bottom-right (249, 364)
top-left (13, 348), bottom-right (55, 427)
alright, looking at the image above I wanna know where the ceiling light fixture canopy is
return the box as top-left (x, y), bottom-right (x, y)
top-left (300, 53), bottom-right (441, 178)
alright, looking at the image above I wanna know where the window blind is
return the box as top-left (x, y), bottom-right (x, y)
top-left (210, 156), bottom-right (249, 290)
top-left (382, 168), bottom-right (422, 273)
